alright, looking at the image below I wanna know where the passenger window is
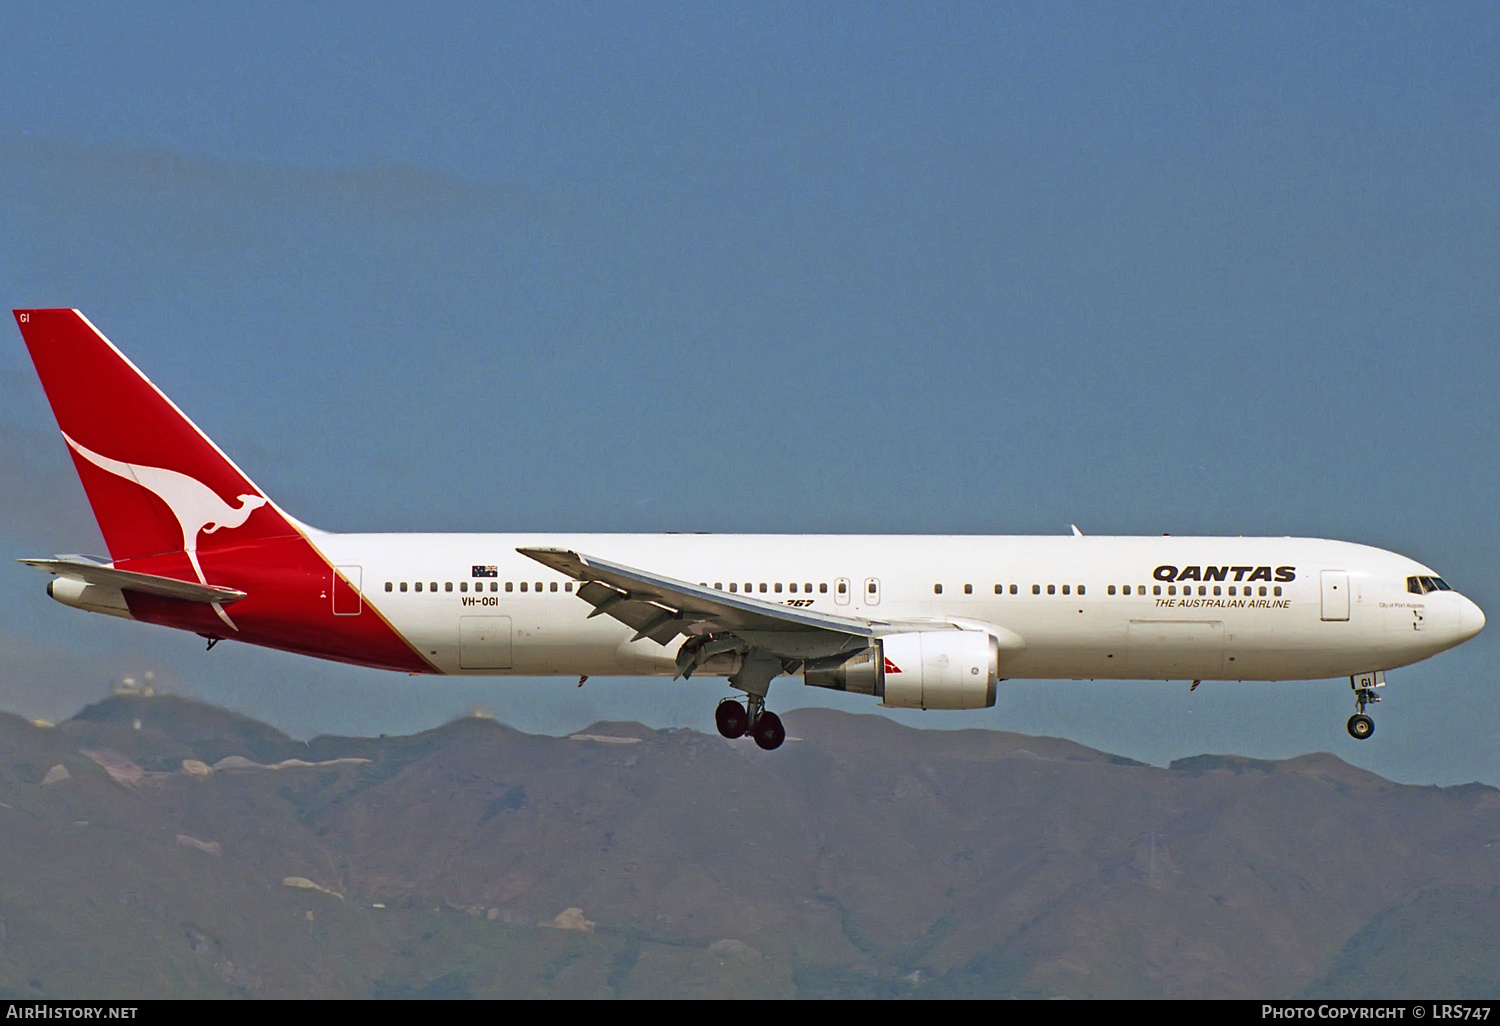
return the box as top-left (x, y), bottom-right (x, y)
top-left (400, 582), bottom-right (408, 592)
top-left (505, 581), bottom-right (513, 592)
top-left (964, 584), bottom-right (972, 594)
top-left (385, 582), bottom-right (393, 592)
top-left (460, 582), bottom-right (468, 592)
top-left (788, 583), bottom-right (796, 593)
top-left (714, 582), bottom-right (722, 590)
top-left (550, 581), bottom-right (558, 592)
top-left (1273, 586), bottom-right (1282, 597)
top-left (774, 583), bottom-right (782, 593)
top-left (1168, 586), bottom-right (1176, 596)
top-left (1032, 585), bottom-right (1041, 595)
top-left (729, 583), bottom-right (738, 593)
top-left (445, 582), bottom-right (453, 592)
top-left (491, 582), bottom-right (498, 592)
top-left (520, 582), bottom-right (528, 592)
top-left (759, 583), bottom-right (767, 593)
top-left (565, 582), bottom-right (572, 592)
top-left (1212, 586), bottom-right (1220, 596)
top-left (836, 582), bottom-right (845, 594)
top-left (1258, 586), bottom-right (1267, 596)
top-left (867, 582), bottom-right (877, 594)
top-left (535, 582), bottom-right (542, 592)
top-left (1153, 585), bottom-right (1161, 596)
top-left (430, 582), bottom-right (437, 592)
top-left (934, 584), bottom-right (943, 595)
top-left (822, 583), bottom-right (830, 594)
top-left (805, 583), bottom-right (813, 593)
top-left (1078, 585), bottom-right (1085, 596)
top-left (745, 583), bottom-right (752, 593)
top-left (415, 582), bottom-right (422, 593)
top-left (1062, 585), bottom-right (1070, 595)
top-left (1108, 585), bottom-right (1116, 595)
top-left (995, 584), bottom-right (1003, 595)
top-left (1010, 584), bottom-right (1018, 595)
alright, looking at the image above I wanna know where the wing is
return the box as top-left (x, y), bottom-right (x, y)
top-left (19, 556), bottom-right (248, 604)
top-left (517, 547), bottom-right (876, 668)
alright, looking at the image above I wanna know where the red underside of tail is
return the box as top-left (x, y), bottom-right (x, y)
top-left (119, 539), bottom-right (431, 673)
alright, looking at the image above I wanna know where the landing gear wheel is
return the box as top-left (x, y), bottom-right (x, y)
top-left (750, 710), bottom-right (785, 751)
top-left (1347, 713), bottom-right (1374, 740)
top-left (715, 699), bottom-right (748, 739)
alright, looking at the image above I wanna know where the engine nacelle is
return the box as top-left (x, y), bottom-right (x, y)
top-left (804, 630), bottom-right (1000, 709)
top-left (47, 577), bottom-right (133, 619)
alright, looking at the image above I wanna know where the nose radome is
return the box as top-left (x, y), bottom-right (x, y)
top-left (1461, 597), bottom-right (1486, 641)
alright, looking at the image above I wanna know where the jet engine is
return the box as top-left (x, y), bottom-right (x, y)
top-left (804, 630), bottom-right (1000, 710)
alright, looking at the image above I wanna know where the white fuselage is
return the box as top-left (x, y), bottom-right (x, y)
top-left (307, 532), bottom-right (1484, 684)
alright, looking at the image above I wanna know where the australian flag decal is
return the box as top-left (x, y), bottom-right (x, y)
top-left (472, 565), bottom-right (498, 578)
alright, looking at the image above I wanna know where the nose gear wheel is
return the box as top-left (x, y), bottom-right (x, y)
top-left (1346, 672), bottom-right (1383, 741)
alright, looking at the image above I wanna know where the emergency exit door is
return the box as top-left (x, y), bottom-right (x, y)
top-left (332, 565), bottom-right (362, 615)
top-left (1321, 570), bottom-right (1349, 621)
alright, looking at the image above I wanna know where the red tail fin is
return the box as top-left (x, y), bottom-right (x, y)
top-left (14, 309), bottom-right (295, 567)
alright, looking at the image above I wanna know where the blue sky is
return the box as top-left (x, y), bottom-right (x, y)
top-left (2, 2), bottom-right (1497, 784)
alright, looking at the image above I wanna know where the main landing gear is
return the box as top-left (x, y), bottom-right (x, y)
top-left (1346, 671), bottom-right (1385, 740)
top-left (715, 697), bottom-right (785, 751)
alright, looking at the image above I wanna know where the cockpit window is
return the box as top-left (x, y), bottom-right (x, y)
top-left (1408, 575), bottom-right (1454, 595)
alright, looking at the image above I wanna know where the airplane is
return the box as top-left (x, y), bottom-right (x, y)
top-left (12, 309), bottom-right (1486, 750)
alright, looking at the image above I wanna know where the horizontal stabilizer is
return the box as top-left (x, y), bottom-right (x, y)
top-left (18, 557), bottom-right (247, 604)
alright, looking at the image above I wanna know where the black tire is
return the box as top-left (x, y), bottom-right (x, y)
top-left (715, 700), bottom-right (748, 739)
top-left (1347, 713), bottom-right (1374, 740)
top-left (751, 710), bottom-right (785, 751)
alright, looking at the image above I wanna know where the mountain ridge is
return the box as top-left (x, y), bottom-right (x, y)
top-left (1, 693), bottom-right (1496, 998)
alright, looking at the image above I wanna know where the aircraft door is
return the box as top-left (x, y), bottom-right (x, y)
top-left (1321, 571), bottom-right (1349, 621)
top-left (835, 578), bottom-right (851, 606)
top-left (332, 565), bottom-right (362, 616)
top-left (460, 615), bottom-right (513, 669)
top-left (864, 577), bottom-right (881, 606)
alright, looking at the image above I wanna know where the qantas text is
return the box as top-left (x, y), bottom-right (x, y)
top-left (1154, 565), bottom-right (1296, 583)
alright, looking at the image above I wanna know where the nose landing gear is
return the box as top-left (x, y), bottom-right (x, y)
top-left (714, 697), bottom-right (785, 750)
top-left (1346, 671), bottom-right (1385, 740)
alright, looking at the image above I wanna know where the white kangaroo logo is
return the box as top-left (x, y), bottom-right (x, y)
top-left (63, 432), bottom-right (268, 631)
